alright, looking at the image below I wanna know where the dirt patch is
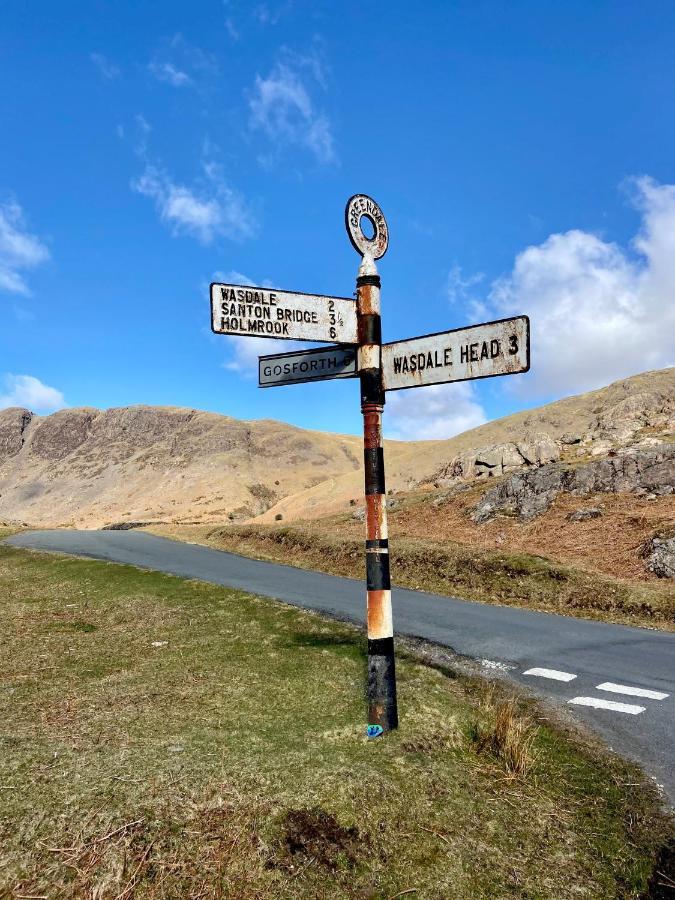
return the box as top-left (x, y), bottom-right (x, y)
top-left (644, 839), bottom-right (675, 898)
top-left (278, 807), bottom-right (368, 872)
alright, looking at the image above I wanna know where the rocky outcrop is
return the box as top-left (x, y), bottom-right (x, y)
top-left (593, 391), bottom-right (674, 443)
top-left (0, 408), bottom-right (33, 459)
top-left (434, 433), bottom-right (560, 482)
top-left (472, 444), bottom-right (675, 523)
top-left (516, 433), bottom-right (560, 466)
top-left (641, 535), bottom-right (675, 578)
top-left (29, 408), bottom-right (99, 460)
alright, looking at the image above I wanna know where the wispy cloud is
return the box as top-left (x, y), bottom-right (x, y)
top-left (90, 52), bottom-right (120, 80)
top-left (132, 162), bottom-right (255, 244)
top-left (446, 265), bottom-right (486, 319)
top-left (249, 52), bottom-right (336, 165)
top-left (148, 61), bottom-right (192, 87)
top-left (0, 201), bottom-right (50, 296)
top-left (254, 3), bottom-right (290, 25)
top-left (223, 1), bottom-right (292, 38)
top-left (148, 34), bottom-right (218, 89)
top-left (224, 17), bottom-right (239, 40)
top-left (386, 382), bottom-right (487, 441)
top-left (0, 374), bottom-right (66, 413)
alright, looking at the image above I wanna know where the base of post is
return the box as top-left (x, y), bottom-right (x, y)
top-left (367, 637), bottom-right (398, 732)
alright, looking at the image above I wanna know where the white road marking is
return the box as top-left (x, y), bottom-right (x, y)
top-left (596, 682), bottom-right (669, 701)
top-left (568, 696), bottom-right (645, 715)
top-left (523, 667), bottom-right (577, 682)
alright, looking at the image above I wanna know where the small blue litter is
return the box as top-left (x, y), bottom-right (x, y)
top-left (367, 724), bottom-right (384, 738)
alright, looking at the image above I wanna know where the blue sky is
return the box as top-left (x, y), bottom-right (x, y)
top-left (1, 1), bottom-right (674, 438)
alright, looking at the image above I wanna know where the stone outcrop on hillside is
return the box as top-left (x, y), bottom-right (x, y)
top-left (471, 444), bottom-right (675, 523)
top-left (593, 391), bottom-right (674, 442)
top-left (422, 375), bottom-right (675, 500)
top-left (641, 535), bottom-right (675, 578)
top-left (433, 433), bottom-right (561, 482)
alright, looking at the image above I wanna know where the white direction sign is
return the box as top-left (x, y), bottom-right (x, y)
top-left (211, 283), bottom-right (357, 344)
top-left (382, 315), bottom-right (530, 391)
top-left (259, 345), bottom-right (357, 388)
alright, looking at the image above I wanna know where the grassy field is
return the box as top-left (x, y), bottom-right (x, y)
top-left (0, 543), bottom-right (672, 899)
top-left (149, 520), bottom-right (675, 631)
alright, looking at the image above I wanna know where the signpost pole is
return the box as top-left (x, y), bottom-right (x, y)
top-left (356, 258), bottom-right (398, 735)
top-left (212, 191), bottom-right (529, 738)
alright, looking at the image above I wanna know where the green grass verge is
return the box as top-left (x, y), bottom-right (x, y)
top-left (0, 545), bottom-right (671, 898)
top-left (168, 524), bottom-right (675, 631)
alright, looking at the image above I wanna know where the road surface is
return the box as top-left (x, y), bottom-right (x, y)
top-left (6, 529), bottom-right (674, 802)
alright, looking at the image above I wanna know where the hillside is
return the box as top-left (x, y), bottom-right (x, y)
top-left (0, 367), bottom-right (673, 529)
top-left (254, 366), bottom-right (675, 523)
top-left (0, 406), bottom-right (370, 528)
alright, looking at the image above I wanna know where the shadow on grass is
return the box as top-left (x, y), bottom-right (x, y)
top-left (283, 630), bottom-right (366, 658)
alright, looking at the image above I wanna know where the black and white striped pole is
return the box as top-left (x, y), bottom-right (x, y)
top-left (346, 195), bottom-right (398, 736)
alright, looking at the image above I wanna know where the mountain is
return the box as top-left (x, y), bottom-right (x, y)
top-left (0, 368), bottom-right (673, 529)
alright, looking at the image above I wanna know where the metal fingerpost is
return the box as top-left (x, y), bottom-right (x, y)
top-left (345, 194), bottom-right (398, 735)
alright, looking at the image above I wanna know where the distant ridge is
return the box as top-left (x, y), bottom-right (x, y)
top-left (0, 368), bottom-right (672, 528)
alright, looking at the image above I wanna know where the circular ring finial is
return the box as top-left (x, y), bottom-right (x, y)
top-left (345, 194), bottom-right (389, 259)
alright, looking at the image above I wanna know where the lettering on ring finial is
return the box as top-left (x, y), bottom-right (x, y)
top-left (345, 194), bottom-right (389, 260)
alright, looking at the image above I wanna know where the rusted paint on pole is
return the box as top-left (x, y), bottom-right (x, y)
top-left (347, 194), bottom-right (398, 735)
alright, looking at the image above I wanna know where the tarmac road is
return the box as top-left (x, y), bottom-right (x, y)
top-left (7, 528), bottom-right (674, 803)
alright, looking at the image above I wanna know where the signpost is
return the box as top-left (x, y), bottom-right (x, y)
top-left (211, 284), bottom-right (358, 344)
top-left (382, 316), bottom-right (530, 391)
top-left (209, 194), bottom-right (531, 738)
top-left (259, 345), bottom-right (357, 388)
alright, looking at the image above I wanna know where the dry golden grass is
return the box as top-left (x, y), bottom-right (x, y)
top-left (472, 697), bottom-right (538, 779)
top-left (385, 488), bottom-right (675, 583)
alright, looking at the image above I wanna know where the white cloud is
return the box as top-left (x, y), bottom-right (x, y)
top-left (488, 176), bottom-right (675, 398)
top-left (254, 3), bottom-right (287, 25)
top-left (148, 61), bottom-right (192, 87)
top-left (224, 334), bottom-right (299, 375)
top-left (132, 164), bottom-right (255, 243)
top-left (385, 382), bottom-right (487, 441)
top-left (90, 52), bottom-right (120, 80)
top-left (148, 35), bottom-right (218, 89)
top-left (249, 60), bottom-right (335, 164)
top-left (225, 18), bottom-right (239, 40)
top-left (446, 265), bottom-right (488, 319)
top-left (0, 201), bottom-right (50, 296)
top-left (0, 374), bottom-right (66, 413)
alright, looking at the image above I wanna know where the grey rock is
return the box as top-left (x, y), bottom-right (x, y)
top-left (352, 507), bottom-right (365, 522)
top-left (475, 447), bottom-right (504, 470)
top-left (0, 407), bottom-right (33, 459)
top-left (560, 433), bottom-right (582, 445)
top-left (595, 391), bottom-right (673, 442)
top-left (516, 433), bottom-right (561, 466)
top-left (472, 443), bottom-right (675, 523)
top-left (501, 444), bottom-right (526, 470)
top-left (590, 440), bottom-right (613, 457)
top-left (641, 535), bottom-right (675, 578)
top-left (567, 507), bottom-right (603, 522)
